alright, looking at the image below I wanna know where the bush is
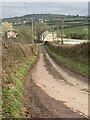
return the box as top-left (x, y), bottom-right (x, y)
top-left (70, 32), bottom-right (86, 39)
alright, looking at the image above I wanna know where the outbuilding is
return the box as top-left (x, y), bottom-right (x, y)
top-left (6, 30), bottom-right (18, 39)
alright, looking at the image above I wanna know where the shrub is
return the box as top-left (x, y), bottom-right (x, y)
top-left (70, 32), bottom-right (86, 39)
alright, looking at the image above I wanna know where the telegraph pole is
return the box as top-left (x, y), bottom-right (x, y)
top-left (31, 18), bottom-right (37, 55)
top-left (52, 25), bottom-right (54, 41)
top-left (32, 18), bottom-right (35, 45)
top-left (35, 23), bottom-right (37, 43)
top-left (61, 17), bottom-right (64, 45)
top-left (57, 25), bottom-right (59, 40)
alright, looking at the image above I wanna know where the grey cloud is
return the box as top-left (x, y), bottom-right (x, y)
top-left (2, 2), bottom-right (88, 18)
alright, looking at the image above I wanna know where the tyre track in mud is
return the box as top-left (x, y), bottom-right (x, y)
top-left (23, 44), bottom-right (88, 118)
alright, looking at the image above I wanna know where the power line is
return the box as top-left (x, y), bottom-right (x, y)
top-left (24, 0), bottom-right (28, 15)
top-left (23, 0), bottom-right (35, 44)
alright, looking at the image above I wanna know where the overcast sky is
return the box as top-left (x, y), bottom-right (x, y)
top-left (1, 0), bottom-right (90, 2)
top-left (0, 1), bottom-right (89, 18)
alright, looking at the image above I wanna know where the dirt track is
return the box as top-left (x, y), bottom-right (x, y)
top-left (24, 44), bottom-right (89, 118)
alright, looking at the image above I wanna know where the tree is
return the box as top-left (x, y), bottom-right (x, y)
top-left (35, 23), bottom-right (47, 42)
top-left (76, 14), bottom-right (79, 17)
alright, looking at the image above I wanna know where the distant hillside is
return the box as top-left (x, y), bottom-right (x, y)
top-left (2, 14), bottom-right (88, 23)
top-left (2, 14), bottom-right (66, 21)
top-left (23, 14), bottom-right (66, 20)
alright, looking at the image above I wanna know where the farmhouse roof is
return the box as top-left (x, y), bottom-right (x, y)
top-left (7, 30), bottom-right (18, 33)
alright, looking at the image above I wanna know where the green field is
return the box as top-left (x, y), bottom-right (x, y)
top-left (14, 24), bottom-right (88, 40)
top-left (64, 25), bottom-right (88, 39)
top-left (14, 25), bottom-right (32, 31)
top-left (52, 25), bottom-right (88, 39)
top-left (13, 25), bottom-right (32, 43)
top-left (64, 25), bottom-right (88, 34)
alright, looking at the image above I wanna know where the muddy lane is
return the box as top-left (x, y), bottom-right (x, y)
top-left (24, 44), bottom-right (88, 118)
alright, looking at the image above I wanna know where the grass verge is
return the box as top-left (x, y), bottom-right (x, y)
top-left (2, 41), bottom-right (38, 117)
top-left (45, 44), bottom-right (88, 78)
top-left (3, 55), bottom-right (37, 117)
